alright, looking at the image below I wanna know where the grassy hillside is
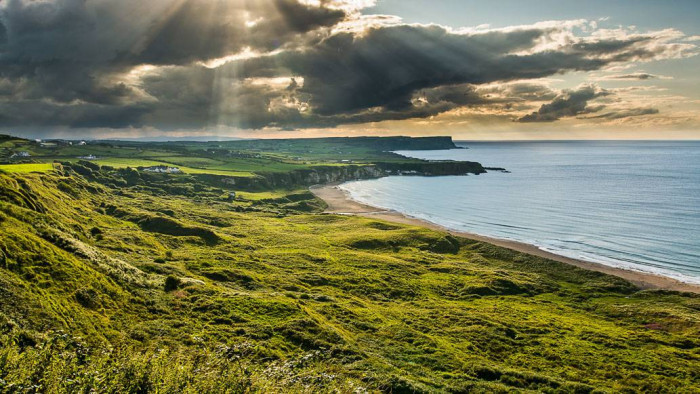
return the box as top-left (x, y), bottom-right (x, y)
top-left (0, 135), bottom-right (456, 178)
top-left (0, 162), bottom-right (698, 392)
top-left (0, 163), bottom-right (55, 173)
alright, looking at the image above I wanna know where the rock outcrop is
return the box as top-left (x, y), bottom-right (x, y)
top-left (197, 160), bottom-right (485, 191)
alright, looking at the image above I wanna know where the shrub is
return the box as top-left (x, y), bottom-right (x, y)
top-left (427, 235), bottom-right (461, 254)
top-left (74, 287), bottom-right (100, 309)
top-left (138, 216), bottom-right (221, 245)
top-left (57, 181), bottom-right (80, 197)
top-left (164, 275), bottom-right (181, 291)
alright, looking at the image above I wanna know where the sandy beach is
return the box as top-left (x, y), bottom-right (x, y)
top-left (310, 183), bottom-right (700, 293)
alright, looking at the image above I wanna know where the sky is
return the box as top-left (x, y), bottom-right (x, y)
top-left (0, 0), bottom-right (698, 140)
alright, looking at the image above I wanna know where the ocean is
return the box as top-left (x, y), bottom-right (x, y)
top-left (339, 141), bottom-right (700, 284)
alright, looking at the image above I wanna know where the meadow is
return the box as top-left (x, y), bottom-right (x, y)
top-left (0, 135), bottom-right (387, 179)
top-left (0, 163), bottom-right (55, 173)
top-left (0, 135), bottom-right (697, 393)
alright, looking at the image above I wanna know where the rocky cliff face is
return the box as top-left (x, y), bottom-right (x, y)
top-left (375, 161), bottom-right (485, 176)
top-left (200, 161), bottom-right (485, 191)
top-left (214, 136), bottom-right (459, 152)
top-left (309, 136), bottom-right (459, 151)
top-left (199, 165), bottom-right (385, 190)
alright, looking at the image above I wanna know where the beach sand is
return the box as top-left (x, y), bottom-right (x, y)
top-left (310, 183), bottom-right (700, 294)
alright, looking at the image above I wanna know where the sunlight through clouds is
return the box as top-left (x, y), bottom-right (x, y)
top-left (0, 0), bottom-right (697, 139)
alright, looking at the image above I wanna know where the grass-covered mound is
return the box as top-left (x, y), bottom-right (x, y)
top-left (0, 168), bottom-right (698, 393)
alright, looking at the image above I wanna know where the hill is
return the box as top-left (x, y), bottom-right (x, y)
top-left (0, 139), bottom-right (698, 392)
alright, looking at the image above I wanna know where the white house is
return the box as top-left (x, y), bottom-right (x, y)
top-left (10, 151), bottom-right (31, 158)
top-left (143, 165), bottom-right (182, 174)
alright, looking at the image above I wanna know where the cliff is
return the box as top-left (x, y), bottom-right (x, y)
top-left (1, 166), bottom-right (698, 393)
top-left (210, 135), bottom-right (459, 153)
top-left (375, 160), bottom-right (485, 176)
top-left (289, 136), bottom-right (459, 151)
top-left (196, 160), bottom-right (485, 191)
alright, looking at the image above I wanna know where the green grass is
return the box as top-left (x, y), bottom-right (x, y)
top-left (85, 157), bottom-right (171, 168)
top-left (1, 136), bottom-right (438, 179)
top-left (237, 190), bottom-right (304, 200)
top-left (60, 157), bottom-right (257, 177)
top-left (0, 167), bottom-right (697, 392)
top-left (0, 136), bottom-right (697, 392)
top-left (169, 166), bottom-right (255, 177)
top-left (0, 163), bottom-right (55, 173)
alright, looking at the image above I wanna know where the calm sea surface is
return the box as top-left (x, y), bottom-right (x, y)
top-left (340, 141), bottom-right (700, 284)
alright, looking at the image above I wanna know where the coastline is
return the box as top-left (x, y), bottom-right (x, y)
top-left (310, 183), bottom-right (700, 294)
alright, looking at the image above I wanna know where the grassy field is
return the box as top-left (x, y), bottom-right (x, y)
top-left (1, 136), bottom-right (436, 172)
top-left (0, 137), bottom-right (354, 177)
top-left (0, 163), bottom-right (697, 392)
top-left (0, 135), bottom-right (697, 392)
top-left (87, 158), bottom-right (257, 177)
top-left (0, 163), bottom-right (55, 173)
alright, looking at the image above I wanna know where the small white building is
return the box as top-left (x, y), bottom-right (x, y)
top-left (10, 151), bottom-right (31, 158)
top-left (78, 155), bottom-right (98, 160)
top-left (143, 165), bottom-right (182, 174)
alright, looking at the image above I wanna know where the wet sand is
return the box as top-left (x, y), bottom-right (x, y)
top-left (310, 183), bottom-right (700, 293)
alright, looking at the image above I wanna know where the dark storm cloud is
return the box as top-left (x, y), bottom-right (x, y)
top-left (139, 65), bottom-right (310, 130)
top-left (232, 23), bottom-right (683, 128)
top-left (518, 85), bottom-right (609, 122)
top-left (0, 0), bottom-right (694, 133)
top-left (269, 25), bottom-right (569, 116)
top-left (271, 0), bottom-right (346, 33)
top-left (0, 0), bottom-right (348, 97)
top-left (0, 0), bottom-right (350, 130)
top-left (132, 0), bottom-right (346, 65)
top-left (0, 20), bottom-right (7, 52)
top-left (0, 100), bottom-right (150, 128)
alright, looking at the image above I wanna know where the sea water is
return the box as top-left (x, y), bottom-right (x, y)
top-left (339, 141), bottom-right (700, 284)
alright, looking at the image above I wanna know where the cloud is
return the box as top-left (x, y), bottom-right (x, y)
top-left (0, 0), bottom-right (696, 134)
top-left (477, 82), bottom-right (558, 103)
top-left (517, 84), bottom-right (609, 122)
top-left (596, 72), bottom-right (672, 80)
top-left (585, 107), bottom-right (659, 120)
top-left (131, 0), bottom-right (348, 65)
top-left (0, 0), bottom-right (350, 101)
top-left (0, 100), bottom-right (150, 128)
top-left (230, 22), bottom-right (694, 128)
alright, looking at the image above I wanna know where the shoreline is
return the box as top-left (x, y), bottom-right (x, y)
top-left (310, 183), bottom-right (700, 294)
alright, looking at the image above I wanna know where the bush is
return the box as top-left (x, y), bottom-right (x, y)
top-left (138, 216), bottom-right (221, 245)
top-left (427, 235), bottom-right (461, 254)
top-left (74, 287), bottom-right (100, 309)
top-left (57, 181), bottom-right (80, 197)
top-left (164, 275), bottom-right (181, 291)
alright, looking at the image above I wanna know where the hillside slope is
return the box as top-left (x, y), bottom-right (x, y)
top-left (0, 167), bottom-right (698, 393)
